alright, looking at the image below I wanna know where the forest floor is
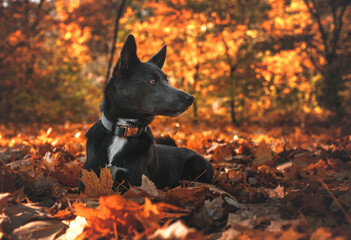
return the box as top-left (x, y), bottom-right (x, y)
top-left (0, 117), bottom-right (351, 239)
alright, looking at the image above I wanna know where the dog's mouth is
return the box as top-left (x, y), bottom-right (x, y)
top-left (139, 114), bottom-right (155, 125)
top-left (160, 110), bottom-right (183, 117)
top-left (156, 103), bottom-right (192, 117)
top-left (140, 114), bottom-right (155, 120)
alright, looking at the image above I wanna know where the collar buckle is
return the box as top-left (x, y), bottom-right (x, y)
top-left (123, 127), bottom-right (139, 137)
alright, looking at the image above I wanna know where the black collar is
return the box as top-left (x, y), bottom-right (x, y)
top-left (101, 112), bottom-right (147, 137)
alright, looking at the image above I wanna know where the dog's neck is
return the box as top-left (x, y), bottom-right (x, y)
top-left (101, 112), bottom-right (154, 137)
top-left (100, 90), bottom-right (154, 136)
top-left (101, 94), bottom-right (154, 126)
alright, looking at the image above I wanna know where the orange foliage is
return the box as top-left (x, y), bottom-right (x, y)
top-left (1, 120), bottom-right (351, 238)
top-left (73, 195), bottom-right (187, 239)
top-left (2, 0), bottom-right (350, 123)
top-left (55, 0), bottom-right (91, 63)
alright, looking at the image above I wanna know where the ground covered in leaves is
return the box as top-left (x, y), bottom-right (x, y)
top-left (1, 118), bottom-right (351, 239)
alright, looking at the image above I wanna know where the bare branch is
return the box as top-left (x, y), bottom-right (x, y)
top-left (105, 0), bottom-right (128, 85)
top-left (303, 0), bottom-right (330, 60)
top-left (331, 3), bottom-right (348, 59)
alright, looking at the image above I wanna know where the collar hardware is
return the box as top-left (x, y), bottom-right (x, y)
top-left (101, 112), bottom-right (147, 138)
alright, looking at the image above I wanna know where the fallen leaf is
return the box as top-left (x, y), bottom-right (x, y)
top-left (73, 195), bottom-right (188, 239)
top-left (164, 186), bottom-right (213, 208)
top-left (11, 220), bottom-right (67, 240)
top-left (141, 175), bottom-right (162, 199)
top-left (0, 193), bottom-right (11, 211)
top-left (266, 185), bottom-right (285, 199)
top-left (1, 203), bottom-right (51, 234)
top-left (255, 141), bottom-right (273, 164)
top-left (125, 175), bottom-right (164, 201)
top-left (57, 216), bottom-right (87, 240)
top-left (191, 197), bottom-right (226, 229)
top-left (80, 166), bottom-right (115, 197)
top-left (51, 160), bottom-right (82, 187)
top-left (278, 227), bottom-right (306, 240)
top-left (0, 165), bottom-right (17, 193)
top-left (310, 227), bottom-right (350, 240)
top-left (149, 220), bottom-right (204, 240)
top-left (210, 144), bottom-right (233, 162)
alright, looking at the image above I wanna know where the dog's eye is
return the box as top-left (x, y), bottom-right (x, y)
top-left (149, 79), bottom-right (156, 85)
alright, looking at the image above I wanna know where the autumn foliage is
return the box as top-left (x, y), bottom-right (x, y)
top-left (1, 0), bottom-right (351, 123)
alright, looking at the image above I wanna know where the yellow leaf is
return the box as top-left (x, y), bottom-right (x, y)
top-left (80, 166), bottom-right (115, 197)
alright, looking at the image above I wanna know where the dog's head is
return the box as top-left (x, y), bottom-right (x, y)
top-left (104, 34), bottom-right (194, 119)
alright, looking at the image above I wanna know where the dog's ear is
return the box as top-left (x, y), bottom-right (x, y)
top-left (119, 34), bottom-right (140, 70)
top-left (148, 45), bottom-right (167, 69)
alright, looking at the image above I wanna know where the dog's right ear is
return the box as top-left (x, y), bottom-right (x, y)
top-left (118, 34), bottom-right (140, 71)
top-left (148, 45), bottom-right (167, 69)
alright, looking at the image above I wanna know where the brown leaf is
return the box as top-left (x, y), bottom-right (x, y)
top-left (0, 193), bottom-right (11, 211)
top-left (149, 220), bottom-right (204, 240)
top-left (254, 140), bottom-right (273, 164)
top-left (191, 197), bottom-right (226, 229)
top-left (51, 160), bottom-right (82, 187)
top-left (1, 203), bottom-right (51, 234)
top-left (11, 220), bottom-right (67, 240)
top-left (210, 143), bottom-right (233, 162)
top-left (124, 175), bottom-right (164, 201)
top-left (0, 165), bottom-right (17, 193)
top-left (140, 175), bottom-right (162, 199)
top-left (266, 185), bottom-right (285, 199)
top-left (164, 186), bottom-right (213, 208)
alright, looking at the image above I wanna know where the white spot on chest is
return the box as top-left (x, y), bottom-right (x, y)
top-left (108, 136), bottom-right (127, 165)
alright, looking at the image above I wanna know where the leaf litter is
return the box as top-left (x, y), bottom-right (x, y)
top-left (0, 121), bottom-right (351, 239)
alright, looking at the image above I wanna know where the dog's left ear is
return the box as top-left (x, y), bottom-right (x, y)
top-left (148, 45), bottom-right (167, 69)
top-left (119, 34), bottom-right (140, 70)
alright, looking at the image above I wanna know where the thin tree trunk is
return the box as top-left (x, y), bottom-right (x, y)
top-left (230, 97), bottom-right (236, 124)
top-left (222, 37), bottom-right (240, 125)
top-left (192, 64), bottom-right (200, 124)
top-left (105, 0), bottom-right (128, 84)
top-left (229, 66), bottom-right (239, 125)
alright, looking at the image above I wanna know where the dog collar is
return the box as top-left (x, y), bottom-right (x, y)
top-left (101, 112), bottom-right (147, 137)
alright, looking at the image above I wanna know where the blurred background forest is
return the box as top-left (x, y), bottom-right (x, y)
top-left (1, 0), bottom-right (351, 126)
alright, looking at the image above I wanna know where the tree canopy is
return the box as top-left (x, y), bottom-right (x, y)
top-left (1, 0), bottom-right (350, 123)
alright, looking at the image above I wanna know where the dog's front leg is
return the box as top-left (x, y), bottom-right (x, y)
top-left (109, 165), bottom-right (129, 191)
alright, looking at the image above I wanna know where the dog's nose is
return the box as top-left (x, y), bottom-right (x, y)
top-left (185, 94), bottom-right (194, 104)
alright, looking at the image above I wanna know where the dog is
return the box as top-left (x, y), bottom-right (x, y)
top-left (79, 34), bottom-right (213, 192)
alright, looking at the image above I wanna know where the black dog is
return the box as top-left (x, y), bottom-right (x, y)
top-left (79, 34), bottom-right (213, 192)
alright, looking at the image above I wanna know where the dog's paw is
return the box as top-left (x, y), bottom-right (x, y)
top-left (110, 166), bottom-right (129, 183)
top-left (110, 166), bottom-right (130, 193)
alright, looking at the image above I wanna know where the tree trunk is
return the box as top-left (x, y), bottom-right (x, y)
top-left (105, 0), bottom-right (128, 85)
top-left (321, 63), bottom-right (344, 119)
top-left (193, 99), bottom-right (198, 124)
top-left (303, 0), bottom-right (349, 119)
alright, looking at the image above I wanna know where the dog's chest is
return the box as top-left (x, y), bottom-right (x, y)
top-left (108, 136), bottom-right (127, 165)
